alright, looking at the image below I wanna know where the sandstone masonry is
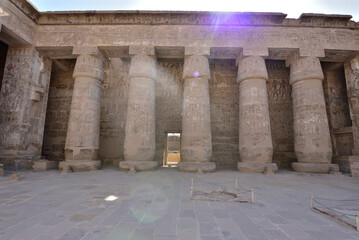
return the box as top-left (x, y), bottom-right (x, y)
top-left (1, 0), bottom-right (359, 174)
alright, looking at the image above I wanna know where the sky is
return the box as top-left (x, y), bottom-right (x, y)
top-left (29, 0), bottom-right (359, 21)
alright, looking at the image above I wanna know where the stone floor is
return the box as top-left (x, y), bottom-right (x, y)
top-left (0, 167), bottom-right (358, 240)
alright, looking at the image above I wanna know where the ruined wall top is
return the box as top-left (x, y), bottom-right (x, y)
top-left (8, 0), bottom-right (358, 29)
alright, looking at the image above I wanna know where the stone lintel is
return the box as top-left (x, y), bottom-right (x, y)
top-left (242, 48), bottom-right (269, 58)
top-left (73, 46), bottom-right (104, 58)
top-left (129, 45), bottom-right (155, 56)
top-left (236, 48), bottom-right (268, 66)
top-left (185, 46), bottom-right (210, 56)
top-left (299, 48), bottom-right (325, 58)
top-left (286, 49), bottom-right (325, 67)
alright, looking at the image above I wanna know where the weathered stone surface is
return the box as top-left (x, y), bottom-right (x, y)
top-left (0, 163), bottom-right (4, 176)
top-left (119, 161), bottom-right (157, 171)
top-left (351, 161), bottom-right (359, 177)
top-left (290, 56), bottom-right (333, 173)
top-left (1, 0), bottom-right (359, 173)
top-left (180, 49), bottom-right (215, 172)
top-left (237, 56), bottom-right (276, 173)
top-left (333, 155), bottom-right (359, 173)
top-left (33, 160), bottom-right (59, 170)
top-left (177, 162), bottom-right (216, 173)
top-left (121, 50), bottom-right (158, 171)
top-left (292, 163), bottom-right (331, 173)
top-left (62, 51), bottom-right (104, 171)
top-left (58, 160), bottom-right (101, 172)
top-left (237, 162), bottom-right (278, 173)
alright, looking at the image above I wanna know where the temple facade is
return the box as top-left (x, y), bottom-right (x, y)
top-left (1, 0), bottom-right (359, 174)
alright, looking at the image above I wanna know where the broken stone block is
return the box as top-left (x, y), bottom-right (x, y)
top-left (33, 160), bottom-right (59, 170)
top-left (351, 162), bottom-right (359, 177)
top-left (0, 164), bottom-right (4, 176)
top-left (128, 166), bottom-right (136, 174)
top-left (264, 165), bottom-right (275, 175)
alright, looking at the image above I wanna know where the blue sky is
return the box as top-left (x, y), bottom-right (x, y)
top-left (29, 0), bottom-right (359, 21)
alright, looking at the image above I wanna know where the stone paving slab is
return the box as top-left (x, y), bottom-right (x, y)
top-left (0, 168), bottom-right (358, 240)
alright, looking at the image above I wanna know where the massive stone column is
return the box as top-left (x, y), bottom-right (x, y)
top-left (236, 56), bottom-right (277, 173)
top-left (120, 46), bottom-right (158, 171)
top-left (60, 48), bottom-right (104, 172)
top-left (0, 47), bottom-right (52, 169)
top-left (178, 47), bottom-right (216, 172)
top-left (289, 56), bottom-right (337, 173)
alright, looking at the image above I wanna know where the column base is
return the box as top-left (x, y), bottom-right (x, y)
top-left (58, 160), bottom-right (101, 172)
top-left (237, 162), bottom-right (278, 173)
top-left (177, 162), bottom-right (216, 173)
top-left (292, 162), bottom-right (339, 173)
top-left (119, 161), bottom-right (158, 171)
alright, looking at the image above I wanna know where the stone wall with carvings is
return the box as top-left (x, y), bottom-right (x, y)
top-left (209, 59), bottom-right (239, 169)
top-left (322, 63), bottom-right (352, 156)
top-left (42, 59), bottom-right (75, 162)
top-left (0, 47), bottom-right (51, 169)
top-left (99, 58), bottom-right (130, 165)
top-left (266, 60), bottom-right (295, 169)
top-left (0, 0), bottom-right (37, 45)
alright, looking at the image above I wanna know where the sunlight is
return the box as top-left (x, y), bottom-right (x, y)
top-left (104, 195), bottom-right (119, 201)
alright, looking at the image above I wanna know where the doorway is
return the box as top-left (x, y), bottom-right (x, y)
top-left (163, 132), bottom-right (181, 167)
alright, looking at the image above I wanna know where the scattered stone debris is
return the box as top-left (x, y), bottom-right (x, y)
top-left (128, 166), bottom-right (136, 174)
top-left (10, 174), bottom-right (23, 181)
top-left (197, 168), bottom-right (204, 174)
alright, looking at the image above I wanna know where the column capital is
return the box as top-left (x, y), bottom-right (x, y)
top-left (73, 54), bottom-right (105, 82)
top-left (129, 45), bottom-right (155, 56)
top-left (289, 56), bottom-right (324, 85)
top-left (237, 56), bottom-right (268, 83)
top-left (129, 54), bottom-right (157, 80)
top-left (183, 54), bottom-right (210, 80)
top-left (184, 46), bottom-right (210, 56)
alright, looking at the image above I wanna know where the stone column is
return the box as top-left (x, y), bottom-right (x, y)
top-left (120, 46), bottom-right (158, 171)
top-left (236, 56), bottom-right (277, 173)
top-left (178, 47), bottom-right (216, 172)
top-left (289, 56), bottom-right (337, 173)
top-left (344, 56), bottom-right (359, 155)
top-left (60, 48), bottom-right (104, 172)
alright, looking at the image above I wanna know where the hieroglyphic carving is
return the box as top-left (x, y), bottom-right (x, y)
top-left (209, 60), bottom-right (239, 168)
top-left (266, 60), bottom-right (294, 168)
top-left (0, 46), bottom-right (52, 168)
top-left (38, 12), bottom-right (287, 26)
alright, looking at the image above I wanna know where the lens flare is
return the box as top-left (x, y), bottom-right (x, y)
top-left (193, 71), bottom-right (200, 78)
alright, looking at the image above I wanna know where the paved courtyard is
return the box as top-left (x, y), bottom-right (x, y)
top-left (0, 167), bottom-right (358, 240)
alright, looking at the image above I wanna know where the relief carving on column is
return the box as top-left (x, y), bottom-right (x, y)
top-left (61, 47), bottom-right (105, 172)
top-left (289, 55), bottom-right (337, 173)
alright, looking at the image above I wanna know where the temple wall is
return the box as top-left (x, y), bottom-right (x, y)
top-left (266, 60), bottom-right (295, 169)
top-left (322, 63), bottom-right (353, 156)
top-left (0, 0), bottom-right (37, 45)
top-left (43, 58), bottom-right (299, 169)
top-left (42, 59), bottom-right (75, 161)
top-left (99, 58), bottom-right (130, 165)
top-left (209, 60), bottom-right (239, 169)
top-left (0, 47), bottom-right (51, 168)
